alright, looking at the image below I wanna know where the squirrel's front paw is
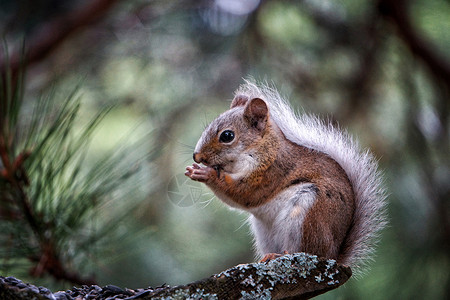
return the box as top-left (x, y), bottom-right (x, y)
top-left (185, 163), bottom-right (216, 183)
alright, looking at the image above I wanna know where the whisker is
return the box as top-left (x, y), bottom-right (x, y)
top-left (198, 194), bottom-right (215, 208)
top-left (235, 218), bottom-right (249, 232)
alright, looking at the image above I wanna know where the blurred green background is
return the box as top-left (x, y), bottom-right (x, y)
top-left (1, 0), bottom-right (449, 299)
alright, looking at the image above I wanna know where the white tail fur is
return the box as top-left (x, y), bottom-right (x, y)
top-left (235, 80), bottom-right (388, 275)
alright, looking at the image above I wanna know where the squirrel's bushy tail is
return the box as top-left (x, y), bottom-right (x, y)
top-left (235, 80), bottom-right (388, 275)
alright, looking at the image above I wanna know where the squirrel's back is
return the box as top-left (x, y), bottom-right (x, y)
top-left (235, 80), bottom-right (388, 274)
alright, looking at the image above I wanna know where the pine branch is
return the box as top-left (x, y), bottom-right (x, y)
top-left (1, 56), bottom-right (150, 286)
top-left (0, 80), bottom-right (99, 285)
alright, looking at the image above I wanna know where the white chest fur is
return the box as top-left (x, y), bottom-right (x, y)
top-left (247, 183), bottom-right (317, 257)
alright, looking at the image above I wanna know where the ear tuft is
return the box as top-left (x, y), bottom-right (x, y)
top-left (231, 95), bottom-right (249, 108)
top-left (244, 98), bottom-right (268, 131)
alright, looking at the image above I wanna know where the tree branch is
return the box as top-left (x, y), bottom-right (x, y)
top-left (377, 0), bottom-right (450, 87)
top-left (0, 253), bottom-right (352, 299)
top-left (149, 253), bottom-right (351, 299)
top-left (0, 0), bottom-right (119, 77)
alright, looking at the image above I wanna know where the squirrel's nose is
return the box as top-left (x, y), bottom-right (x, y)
top-left (193, 152), bottom-right (202, 164)
top-left (193, 152), bottom-right (209, 165)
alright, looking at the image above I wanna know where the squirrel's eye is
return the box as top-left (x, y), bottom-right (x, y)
top-left (219, 130), bottom-right (235, 143)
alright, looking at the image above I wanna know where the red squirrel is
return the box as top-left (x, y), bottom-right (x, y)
top-left (185, 81), bottom-right (387, 274)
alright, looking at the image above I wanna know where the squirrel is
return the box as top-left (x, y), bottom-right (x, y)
top-left (185, 80), bottom-right (387, 274)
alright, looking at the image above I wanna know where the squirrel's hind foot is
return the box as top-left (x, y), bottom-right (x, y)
top-left (259, 251), bottom-right (289, 263)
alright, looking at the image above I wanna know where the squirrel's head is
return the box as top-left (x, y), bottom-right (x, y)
top-left (193, 95), bottom-right (276, 179)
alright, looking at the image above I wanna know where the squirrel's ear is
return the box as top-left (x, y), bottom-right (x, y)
top-left (244, 98), bottom-right (268, 131)
top-left (231, 95), bottom-right (249, 108)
